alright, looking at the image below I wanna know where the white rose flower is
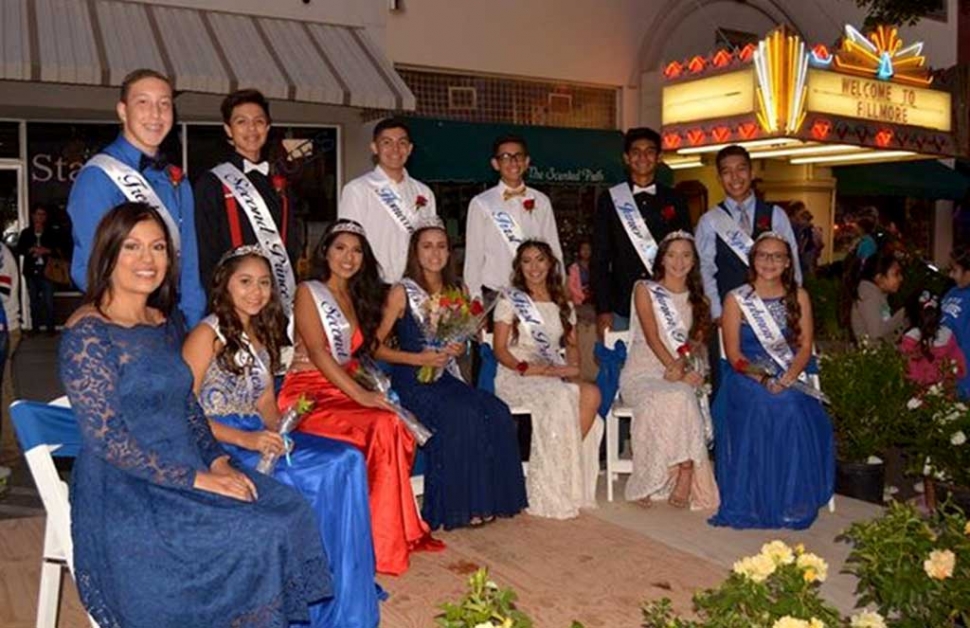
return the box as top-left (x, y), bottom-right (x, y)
top-left (951, 431), bottom-right (967, 446)
top-left (761, 540), bottom-right (795, 565)
top-left (473, 623), bottom-right (494, 628)
top-left (924, 549), bottom-right (956, 580)
top-left (796, 552), bottom-right (829, 582)
top-left (732, 553), bottom-right (777, 582)
top-left (907, 397), bottom-right (923, 410)
top-left (850, 610), bottom-right (887, 628)
top-left (772, 617), bottom-right (810, 628)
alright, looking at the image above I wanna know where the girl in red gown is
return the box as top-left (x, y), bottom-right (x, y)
top-left (278, 219), bottom-right (441, 576)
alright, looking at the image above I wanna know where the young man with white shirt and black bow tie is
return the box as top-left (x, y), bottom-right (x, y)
top-left (339, 118), bottom-right (437, 284)
top-left (194, 89), bottom-right (301, 300)
top-left (591, 127), bottom-right (692, 338)
top-left (463, 134), bottom-right (563, 301)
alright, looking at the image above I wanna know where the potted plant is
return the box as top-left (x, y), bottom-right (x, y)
top-left (906, 380), bottom-right (970, 512)
top-left (819, 342), bottom-right (914, 504)
top-left (436, 567), bottom-right (534, 628)
top-left (839, 501), bottom-right (970, 627)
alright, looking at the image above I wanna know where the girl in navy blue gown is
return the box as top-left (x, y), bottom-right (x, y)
top-left (59, 203), bottom-right (330, 627)
top-left (709, 232), bottom-right (834, 530)
top-left (374, 221), bottom-right (528, 529)
top-left (182, 245), bottom-right (381, 628)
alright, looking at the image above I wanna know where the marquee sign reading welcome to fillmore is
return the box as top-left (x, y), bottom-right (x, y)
top-left (659, 24), bottom-right (955, 157)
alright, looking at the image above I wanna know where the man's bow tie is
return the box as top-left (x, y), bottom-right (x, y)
top-left (139, 153), bottom-right (168, 172)
top-left (244, 160), bottom-right (270, 176)
top-left (633, 184), bottom-right (656, 196)
top-left (502, 186), bottom-right (527, 201)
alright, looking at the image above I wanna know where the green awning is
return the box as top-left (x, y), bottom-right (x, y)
top-left (403, 117), bottom-right (673, 187)
top-left (834, 159), bottom-right (970, 200)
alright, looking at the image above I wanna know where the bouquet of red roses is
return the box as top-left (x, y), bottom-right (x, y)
top-left (416, 288), bottom-right (494, 383)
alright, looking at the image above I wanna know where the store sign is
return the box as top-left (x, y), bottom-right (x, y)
top-left (526, 165), bottom-right (606, 184)
top-left (805, 69), bottom-right (951, 131)
top-left (662, 70), bottom-right (755, 125)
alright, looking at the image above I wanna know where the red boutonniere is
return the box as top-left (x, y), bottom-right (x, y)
top-left (661, 205), bottom-right (677, 222)
top-left (167, 165), bottom-right (184, 187)
top-left (416, 195), bottom-right (428, 209)
top-left (523, 198), bottom-right (536, 212)
top-left (756, 216), bottom-right (772, 231)
top-left (271, 174), bottom-right (288, 193)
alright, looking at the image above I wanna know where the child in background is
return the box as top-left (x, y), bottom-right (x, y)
top-left (899, 290), bottom-right (966, 387)
top-left (942, 245), bottom-right (970, 398)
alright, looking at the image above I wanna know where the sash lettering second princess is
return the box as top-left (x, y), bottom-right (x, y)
top-left (733, 284), bottom-right (806, 383)
top-left (710, 203), bottom-right (755, 264)
top-left (85, 154), bottom-right (182, 251)
top-left (504, 287), bottom-right (564, 365)
top-left (306, 280), bottom-right (353, 365)
top-left (211, 163), bottom-right (296, 311)
top-left (609, 183), bottom-right (659, 271)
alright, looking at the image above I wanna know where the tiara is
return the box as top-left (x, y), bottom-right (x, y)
top-left (754, 231), bottom-right (787, 243)
top-left (217, 244), bottom-right (269, 267)
top-left (660, 230), bottom-right (694, 245)
top-left (413, 214), bottom-right (445, 231)
top-left (330, 220), bottom-right (367, 239)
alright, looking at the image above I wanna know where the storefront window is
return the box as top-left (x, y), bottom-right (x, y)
top-left (0, 121), bottom-right (20, 159)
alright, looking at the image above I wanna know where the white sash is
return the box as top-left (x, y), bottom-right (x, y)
top-left (482, 192), bottom-right (527, 255)
top-left (400, 279), bottom-right (463, 380)
top-left (86, 154), bottom-right (181, 252)
top-left (734, 284), bottom-right (806, 382)
top-left (504, 287), bottom-right (564, 365)
top-left (642, 280), bottom-right (690, 352)
top-left (306, 280), bottom-right (353, 365)
top-left (610, 183), bottom-right (659, 272)
top-left (371, 183), bottom-right (415, 235)
top-left (211, 163), bottom-right (296, 313)
top-left (710, 204), bottom-right (753, 265)
top-left (202, 314), bottom-right (271, 380)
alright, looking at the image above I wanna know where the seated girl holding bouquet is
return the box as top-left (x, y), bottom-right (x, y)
top-left (374, 219), bottom-right (527, 530)
top-left (182, 245), bottom-right (381, 627)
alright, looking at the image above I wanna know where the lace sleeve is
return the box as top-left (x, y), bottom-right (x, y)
top-left (59, 318), bottom-right (196, 489)
top-left (186, 391), bottom-right (227, 467)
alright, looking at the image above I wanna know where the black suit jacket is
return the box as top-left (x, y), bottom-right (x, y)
top-left (591, 181), bottom-right (692, 317)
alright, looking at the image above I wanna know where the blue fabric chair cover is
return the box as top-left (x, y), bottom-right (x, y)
top-left (10, 401), bottom-right (81, 457)
top-left (594, 340), bottom-right (627, 419)
top-left (411, 449), bottom-right (427, 477)
top-left (477, 343), bottom-right (497, 394)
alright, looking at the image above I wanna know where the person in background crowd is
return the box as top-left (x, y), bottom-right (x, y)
top-left (568, 239), bottom-right (593, 306)
top-left (338, 118), bottom-right (437, 284)
top-left (899, 290), bottom-right (966, 387)
top-left (17, 205), bottom-right (58, 334)
top-left (696, 145), bottom-right (802, 324)
top-left (850, 249), bottom-right (907, 343)
top-left (374, 221), bottom-right (528, 530)
top-left (464, 134), bottom-right (563, 301)
top-left (492, 240), bottom-right (603, 520)
top-left (183, 246), bottom-right (381, 627)
top-left (620, 231), bottom-right (719, 510)
top-left (853, 209), bottom-right (880, 262)
top-left (0, 240), bottom-right (20, 474)
top-left (942, 245), bottom-right (970, 398)
top-left (790, 203), bottom-right (823, 278)
top-left (591, 127), bottom-right (691, 337)
top-left (710, 233), bottom-right (834, 530)
top-left (59, 202), bottom-right (330, 627)
top-left (193, 89), bottom-right (301, 299)
top-left (277, 220), bottom-right (442, 576)
top-left (67, 68), bottom-right (205, 327)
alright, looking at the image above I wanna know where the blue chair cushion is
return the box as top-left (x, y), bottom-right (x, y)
top-left (594, 340), bottom-right (627, 419)
top-left (10, 401), bottom-right (81, 457)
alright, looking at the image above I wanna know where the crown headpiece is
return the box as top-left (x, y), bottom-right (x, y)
top-left (216, 244), bottom-right (269, 268)
top-left (660, 230), bottom-right (694, 245)
top-left (329, 219), bottom-right (368, 239)
top-left (413, 214), bottom-right (446, 231)
top-left (754, 231), bottom-right (787, 243)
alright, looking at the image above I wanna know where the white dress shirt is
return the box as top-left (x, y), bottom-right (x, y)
top-left (338, 165), bottom-right (437, 283)
top-left (463, 181), bottom-right (564, 299)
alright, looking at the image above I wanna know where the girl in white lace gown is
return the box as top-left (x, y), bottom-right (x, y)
top-left (493, 240), bottom-right (604, 519)
top-left (620, 232), bottom-right (719, 509)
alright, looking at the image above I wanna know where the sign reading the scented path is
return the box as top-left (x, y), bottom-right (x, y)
top-left (805, 69), bottom-right (951, 132)
top-left (526, 165), bottom-right (606, 184)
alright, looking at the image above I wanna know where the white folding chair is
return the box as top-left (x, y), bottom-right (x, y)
top-left (10, 397), bottom-right (100, 628)
top-left (603, 330), bottom-right (633, 502)
top-left (482, 332), bottom-right (531, 478)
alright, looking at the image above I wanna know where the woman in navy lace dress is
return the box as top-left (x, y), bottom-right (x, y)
top-left (374, 222), bottom-right (527, 529)
top-left (59, 203), bottom-right (330, 627)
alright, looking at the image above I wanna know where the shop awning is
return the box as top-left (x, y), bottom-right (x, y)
top-left (404, 118), bottom-right (671, 186)
top-left (834, 160), bottom-right (970, 200)
top-left (0, 0), bottom-right (414, 110)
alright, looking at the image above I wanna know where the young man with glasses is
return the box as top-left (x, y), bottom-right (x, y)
top-left (463, 134), bottom-right (563, 300)
top-left (591, 127), bottom-right (692, 338)
top-left (338, 118), bottom-right (437, 283)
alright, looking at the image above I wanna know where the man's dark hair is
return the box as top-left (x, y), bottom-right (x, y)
top-left (220, 89), bottom-right (271, 125)
top-left (492, 134), bottom-right (529, 157)
top-left (623, 127), bottom-right (661, 154)
top-left (373, 117), bottom-right (411, 141)
top-left (715, 145), bottom-right (752, 172)
top-left (119, 68), bottom-right (172, 102)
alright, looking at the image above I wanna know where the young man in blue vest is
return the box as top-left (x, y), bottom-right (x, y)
top-left (695, 144), bottom-right (801, 324)
top-left (67, 68), bottom-right (205, 327)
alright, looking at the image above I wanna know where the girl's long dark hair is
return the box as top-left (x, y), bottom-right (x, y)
top-left (510, 240), bottom-right (572, 347)
top-left (747, 236), bottom-right (802, 347)
top-left (209, 252), bottom-right (290, 375)
top-left (313, 220), bottom-right (386, 355)
top-left (651, 236), bottom-right (711, 343)
top-left (83, 202), bottom-right (178, 318)
top-left (403, 226), bottom-right (459, 293)
top-left (905, 291), bottom-right (941, 360)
